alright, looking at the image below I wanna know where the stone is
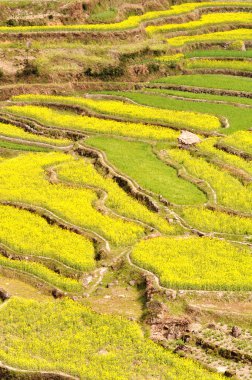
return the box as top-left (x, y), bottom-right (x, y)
top-left (241, 43), bottom-right (246, 52)
top-left (165, 289), bottom-right (176, 300)
top-left (182, 334), bottom-right (191, 343)
top-left (173, 344), bottom-right (191, 353)
top-left (178, 290), bottom-right (185, 296)
top-left (225, 370), bottom-right (236, 378)
top-left (128, 316), bottom-right (136, 321)
top-left (207, 323), bottom-right (216, 329)
top-left (51, 288), bottom-right (64, 299)
top-left (98, 349), bottom-right (108, 355)
top-left (187, 323), bottom-right (202, 333)
top-left (129, 280), bottom-right (136, 287)
top-left (231, 326), bottom-right (242, 338)
top-left (0, 288), bottom-right (10, 301)
top-left (83, 275), bottom-right (93, 287)
top-left (95, 286), bottom-right (103, 293)
top-left (71, 296), bottom-right (79, 301)
top-left (216, 366), bottom-right (227, 374)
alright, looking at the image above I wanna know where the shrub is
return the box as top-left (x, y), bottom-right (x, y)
top-left (85, 65), bottom-right (124, 79)
top-left (228, 40), bottom-right (246, 51)
top-left (147, 62), bottom-right (160, 73)
top-left (17, 61), bottom-right (39, 77)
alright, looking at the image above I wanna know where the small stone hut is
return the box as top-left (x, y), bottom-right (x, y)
top-left (178, 130), bottom-right (201, 146)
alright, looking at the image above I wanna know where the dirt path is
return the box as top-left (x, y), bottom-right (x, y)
top-left (0, 361), bottom-right (78, 380)
top-left (0, 134), bottom-right (73, 150)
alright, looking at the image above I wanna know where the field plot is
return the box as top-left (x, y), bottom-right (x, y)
top-left (195, 137), bottom-right (252, 177)
top-left (10, 94), bottom-right (222, 132)
top-left (186, 49), bottom-right (252, 59)
top-left (0, 0), bottom-right (252, 379)
top-left (180, 206), bottom-right (252, 236)
top-left (87, 136), bottom-right (206, 205)
top-left (0, 204), bottom-right (95, 271)
top-left (4, 105), bottom-right (180, 141)
top-left (0, 254), bottom-right (82, 292)
top-left (57, 158), bottom-right (176, 234)
top-left (0, 121), bottom-right (70, 146)
top-left (147, 12), bottom-right (252, 35)
top-left (0, 297), bottom-right (222, 380)
top-left (0, 152), bottom-right (146, 246)
top-left (154, 74), bottom-right (252, 93)
top-left (218, 131), bottom-right (252, 157)
top-left (132, 237), bottom-right (252, 290)
top-left (185, 59), bottom-right (252, 73)
top-left (168, 148), bottom-right (252, 213)
top-left (107, 90), bottom-right (252, 133)
top-left (167, 29), bottom-right (252, 47)
top-left (0, 1), bottom-right (251, 33)
top-left (143, 87), bottom-right (252, 107)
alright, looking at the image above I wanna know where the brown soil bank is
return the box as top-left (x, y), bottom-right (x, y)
top-left (0, 365), bottom-right (76, 380)
top-left (0, 82), bottom-right (136, 101)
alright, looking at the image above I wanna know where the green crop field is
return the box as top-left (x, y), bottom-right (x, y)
top-left (87, 136), bottom-right (206, 205)
top-left (0, 0), bottom-right (251, 378)
top-left (132, 237), bottom-right (252, 290)
top-left (154, 74), bottom-right (252, 92)
top-left (103, 91), bottom-right (252, 134)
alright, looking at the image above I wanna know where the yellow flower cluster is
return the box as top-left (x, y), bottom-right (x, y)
top-left (219, 130), bottom-right (252, 155)
top-left (0, 152), bottom-right (144, 246)
top-left (198, 137), bottom-right (252, 176)
top-left (168, 28), bottom-right (252, 47)
top-left (0, 2), bottom-right (250, 33)
top-left (132, 236), bottom-right (252, 290)
top-left (0, 204), bottom-right (95, 271)
top-left (0, 297), bottom-right (223, 379)
top-left (155, 53), bottom-right (184, 62)
top-left (169, 148), bottom-right (252, 213)
top-left (0, 121), bottom-right (69, 146)
top-left (5, 104), bottom-right (179, 141)
top-left (186, 58), bottom-right (252, 72)
top-left (57, 159), bottom-right (175, 234)
top-left (147, 12), bottom-right (252, 35)
top-left (10, 95), bottom-right (221, 132)
top-left (181, 206), bottom-right (252, 235)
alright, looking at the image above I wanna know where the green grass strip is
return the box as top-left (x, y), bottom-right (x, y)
top-left (185, 49), bottom-right (252, 59)
top-left (0, 139), bottom-right (51, 152)
top-left (87, 136), bottom-right (206, 205)
top-left (154, 74), bottom-right (252, 92)
top-left (0, 297), bottom-right (223, 379)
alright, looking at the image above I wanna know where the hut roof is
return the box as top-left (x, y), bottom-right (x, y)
top-left (178, 130), bottom-right (201, 145)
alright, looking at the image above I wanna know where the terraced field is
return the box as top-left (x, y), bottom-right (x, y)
top-left (0, 0), bottom-right (251, 379)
